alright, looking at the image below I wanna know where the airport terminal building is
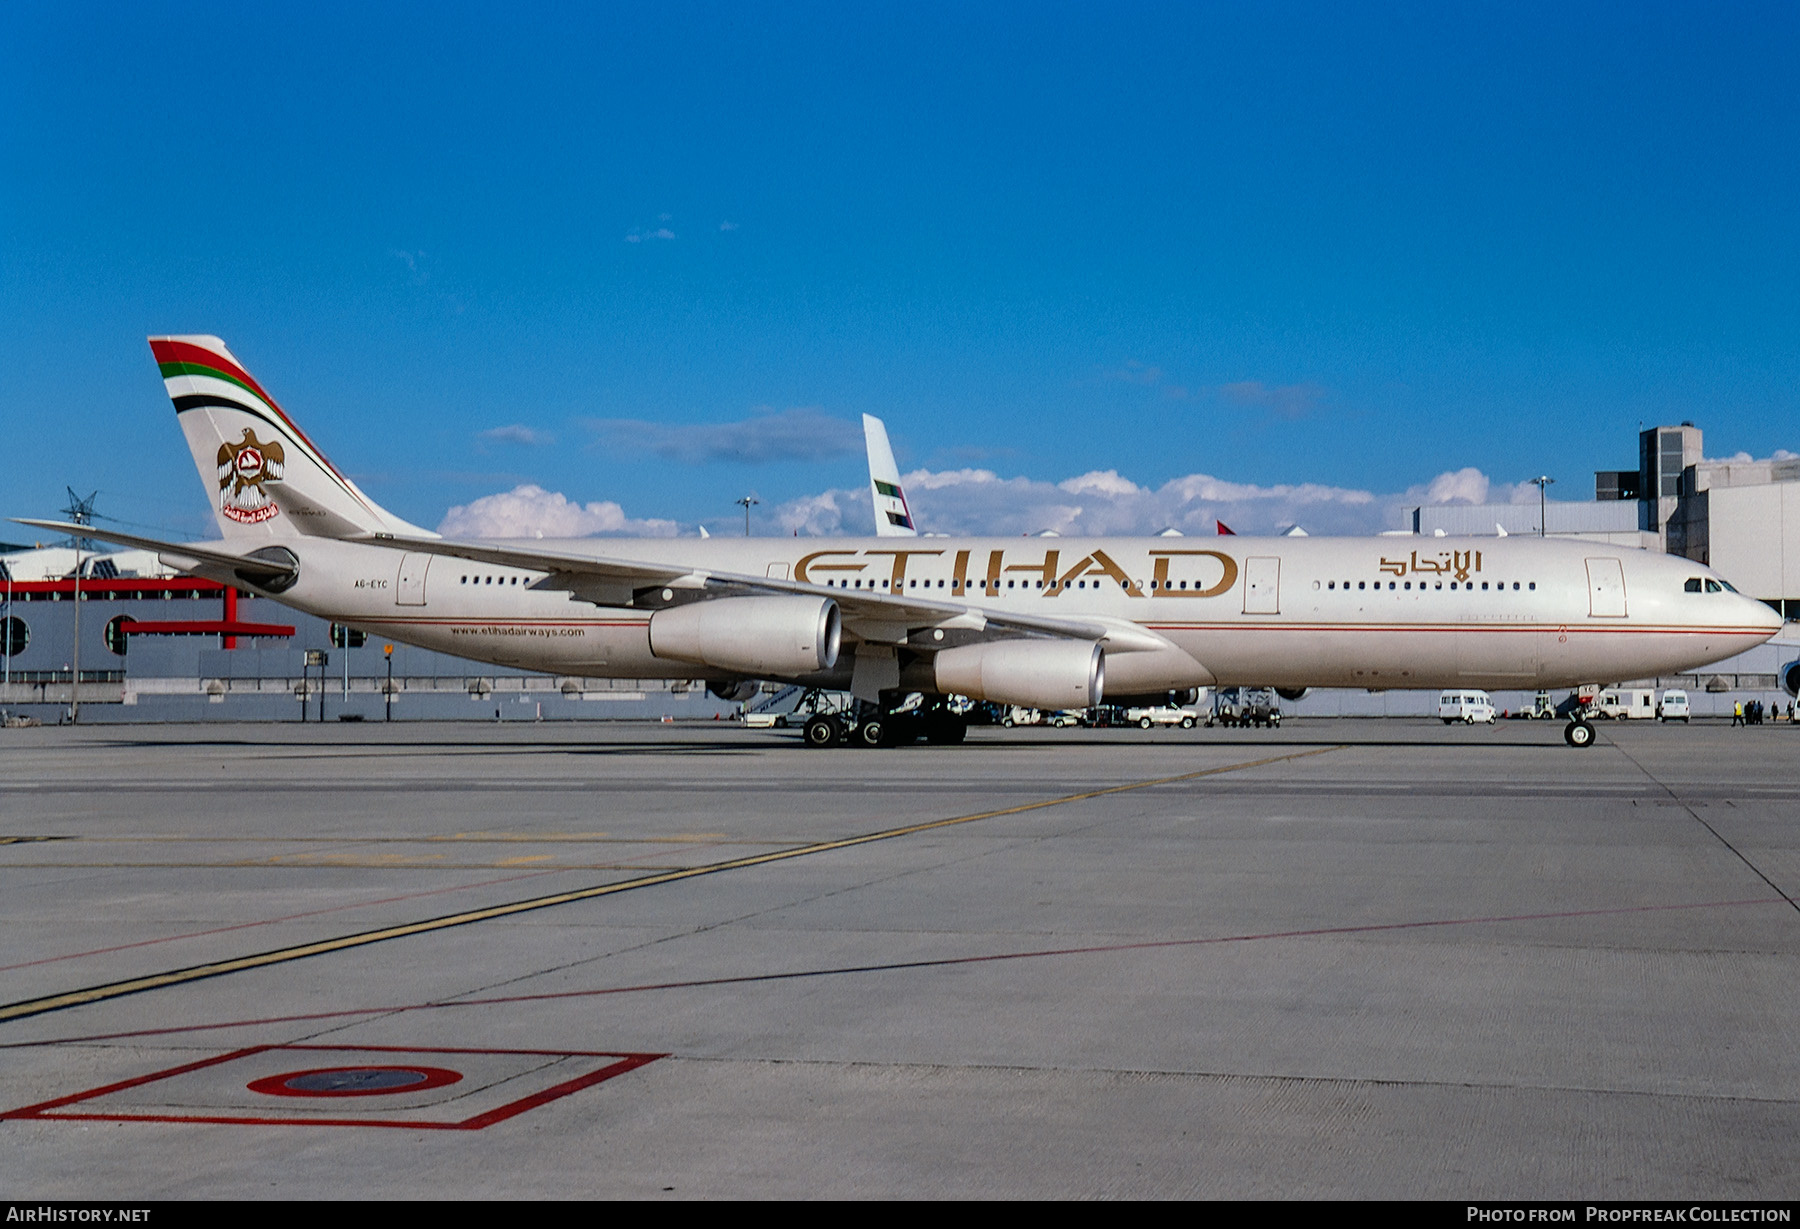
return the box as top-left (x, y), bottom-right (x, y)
top-left (1414, 422), bottom-right (1800, 620)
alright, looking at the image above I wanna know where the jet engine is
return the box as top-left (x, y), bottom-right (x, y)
top-left (650, 597), bottom-right (841, 678)
top-left (933, 639), bottom-right (1104, 710)
top-left (1780, 660), bottom-right (1800, 700)
top-left (707, 679), bottom-right (762, 703)
top-left (1275, 687), bottom-right (1310, 702)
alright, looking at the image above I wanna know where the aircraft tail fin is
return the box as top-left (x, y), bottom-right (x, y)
top-left (150, 336), bottom-right (435, 541)
top-left (862, 413), bottom-right (917, 538)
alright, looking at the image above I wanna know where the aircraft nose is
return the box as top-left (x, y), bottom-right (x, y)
top-left (1747, 596), bottom-right (1786, 636)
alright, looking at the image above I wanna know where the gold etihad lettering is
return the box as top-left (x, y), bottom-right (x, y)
top-left (1378, 549), bottom-right (1482, 581)
top-left (1005, 550), bottom-right (1060, 590)
top-left (984, 549), bottom-right (1005, 596)
top-left (794, 549), bottom-right (869, 583)
top-left (790, 546), bottom-right (1231, 600)
top-left (1048, 549), bottom-right (1143, 598)
top-left (1148, 549), bottom-right (1238, 598)
top-left (864, 548), bottom-right (943, 593)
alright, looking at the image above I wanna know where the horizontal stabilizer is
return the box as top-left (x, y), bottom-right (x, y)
top-left (9, 519), bottom-right (296, 582)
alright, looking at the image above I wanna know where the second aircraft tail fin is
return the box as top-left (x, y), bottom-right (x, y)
top-left (862, 413), bottom-right (917, 538)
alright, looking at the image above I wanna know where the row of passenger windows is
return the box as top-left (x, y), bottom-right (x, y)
top-left (1317, 580), bottom-right (1535, 592)
top-left (458, 571), bottom-right (1730, 596)
top-left (821, 577), bottom-right (1126, 590)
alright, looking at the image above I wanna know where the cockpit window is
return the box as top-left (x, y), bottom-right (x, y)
top-left (1685, 578), bottom-right (1703, 592)
top-left (1705, 579), bottom-right (1723, 593)
top-left (1721, 579), bottom-right (1739, 593)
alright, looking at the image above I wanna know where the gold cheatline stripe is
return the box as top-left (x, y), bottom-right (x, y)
top-left (0, 746), bottom-right (1341, 1024)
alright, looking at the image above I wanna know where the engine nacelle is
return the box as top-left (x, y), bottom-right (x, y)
top-left (1275, 687), bottom-right (1310, 702)
top-left (707, 679), bottom-right (762, 703)
top-left (649, 597), bottom-right (841, 678)
top-left (1781, 660), bottom-right (1800, 699)
top-left (933, 640), bottom-right (1104, 710)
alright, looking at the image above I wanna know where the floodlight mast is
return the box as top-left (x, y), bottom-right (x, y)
top-left (1530, 476), bottom-right (1555, 537)
top-left (735, 494), bottom-right (760, 537)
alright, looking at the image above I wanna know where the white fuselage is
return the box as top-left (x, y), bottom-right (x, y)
top-left (237, 533), bottom-right (1783, 695)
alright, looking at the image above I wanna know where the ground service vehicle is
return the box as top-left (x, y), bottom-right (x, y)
top-left (1211, 687), bottom-right (1281, 728)
top-left (1438, 690), bottom-right (1497, 724)
top-left (1521, 691), bottom-right (1557, 720)
top-left (1593, 688), bottom-right (1656, 719)
top-left (1130, 706), bottom-right (1199, 728)
top-left (1657, 689), bottom-right (1691, 722)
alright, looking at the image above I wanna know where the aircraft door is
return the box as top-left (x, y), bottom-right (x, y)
top-left (395, 553), bottom-right (431, 606)
top-left (1585, 558), bottom-right (1626, 618)
top-left (1243, 557), bottom-right (1280, 615)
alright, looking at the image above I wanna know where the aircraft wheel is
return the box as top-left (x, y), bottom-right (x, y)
top-left (803, 715), bottom-right (841, 748)
top-left (1564, 719), bottom-right (1596, 748)
top-left (857, 718), bottom-right (887, 748)
top-left (1139, 717), bottom-right (1153, 729)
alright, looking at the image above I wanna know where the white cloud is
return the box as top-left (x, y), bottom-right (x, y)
top-left (1217, 380), bottom-right (1326, 420)
top-left (438, 463), bottom-right (1555, 543)
top-left (766, 464), bottom-right (1533, 538)
top-left (586, 408), bottom-right (862, 464)
top-left (1059, 470), bottom-right (1143, 498)
top-left (1420, 466), bottom-right (1489, 506)
top-left (438, 484), bottom-right (677, 538)
top-left (624, 227), bottom-right (676, 243)
top-left (478, 424), bottom-right (554, 447)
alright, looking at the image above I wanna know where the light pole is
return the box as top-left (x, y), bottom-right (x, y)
top-left (735, 494), bottom-right (759, 537)
top-left (70, 545), bottom-right (81, 725)
top-left (3, 561), bottom-right (12, 698)
top-left (1530, 476), bottom-right (1555, 537)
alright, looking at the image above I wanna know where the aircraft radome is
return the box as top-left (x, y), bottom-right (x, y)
top-left (17, 336), bottom-right (1784, 749)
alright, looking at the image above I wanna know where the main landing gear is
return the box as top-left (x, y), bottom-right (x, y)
top-left (1563, 718), bottom-right (1597, 748)
top-left (802, 696), bottom-right (968, 749)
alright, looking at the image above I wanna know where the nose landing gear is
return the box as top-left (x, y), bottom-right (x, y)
top-left (1563, 718), bottom-right (1596, 748)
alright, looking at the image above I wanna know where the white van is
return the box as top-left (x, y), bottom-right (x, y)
top-left (1657, 690), bottom-right (1691, 722)
top-left (1594, 688), bottom-right (1656, 720)
top-left (1438, 690), bottom-right (1497, 724)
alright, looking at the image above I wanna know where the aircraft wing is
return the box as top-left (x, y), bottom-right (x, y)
top-left (377, 534), bottom-right (1132, 647)
top-left (10, 516), bottom-right (1166, 653)
top-left (9, 519), bottom-right (300, 582)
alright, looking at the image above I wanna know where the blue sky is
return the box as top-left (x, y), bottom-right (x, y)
top-left (3, 2), bottom-right (1796, 540)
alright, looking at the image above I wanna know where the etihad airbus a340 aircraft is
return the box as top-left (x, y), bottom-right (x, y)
top-left (18, 336), bottom-right (1784, 748)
